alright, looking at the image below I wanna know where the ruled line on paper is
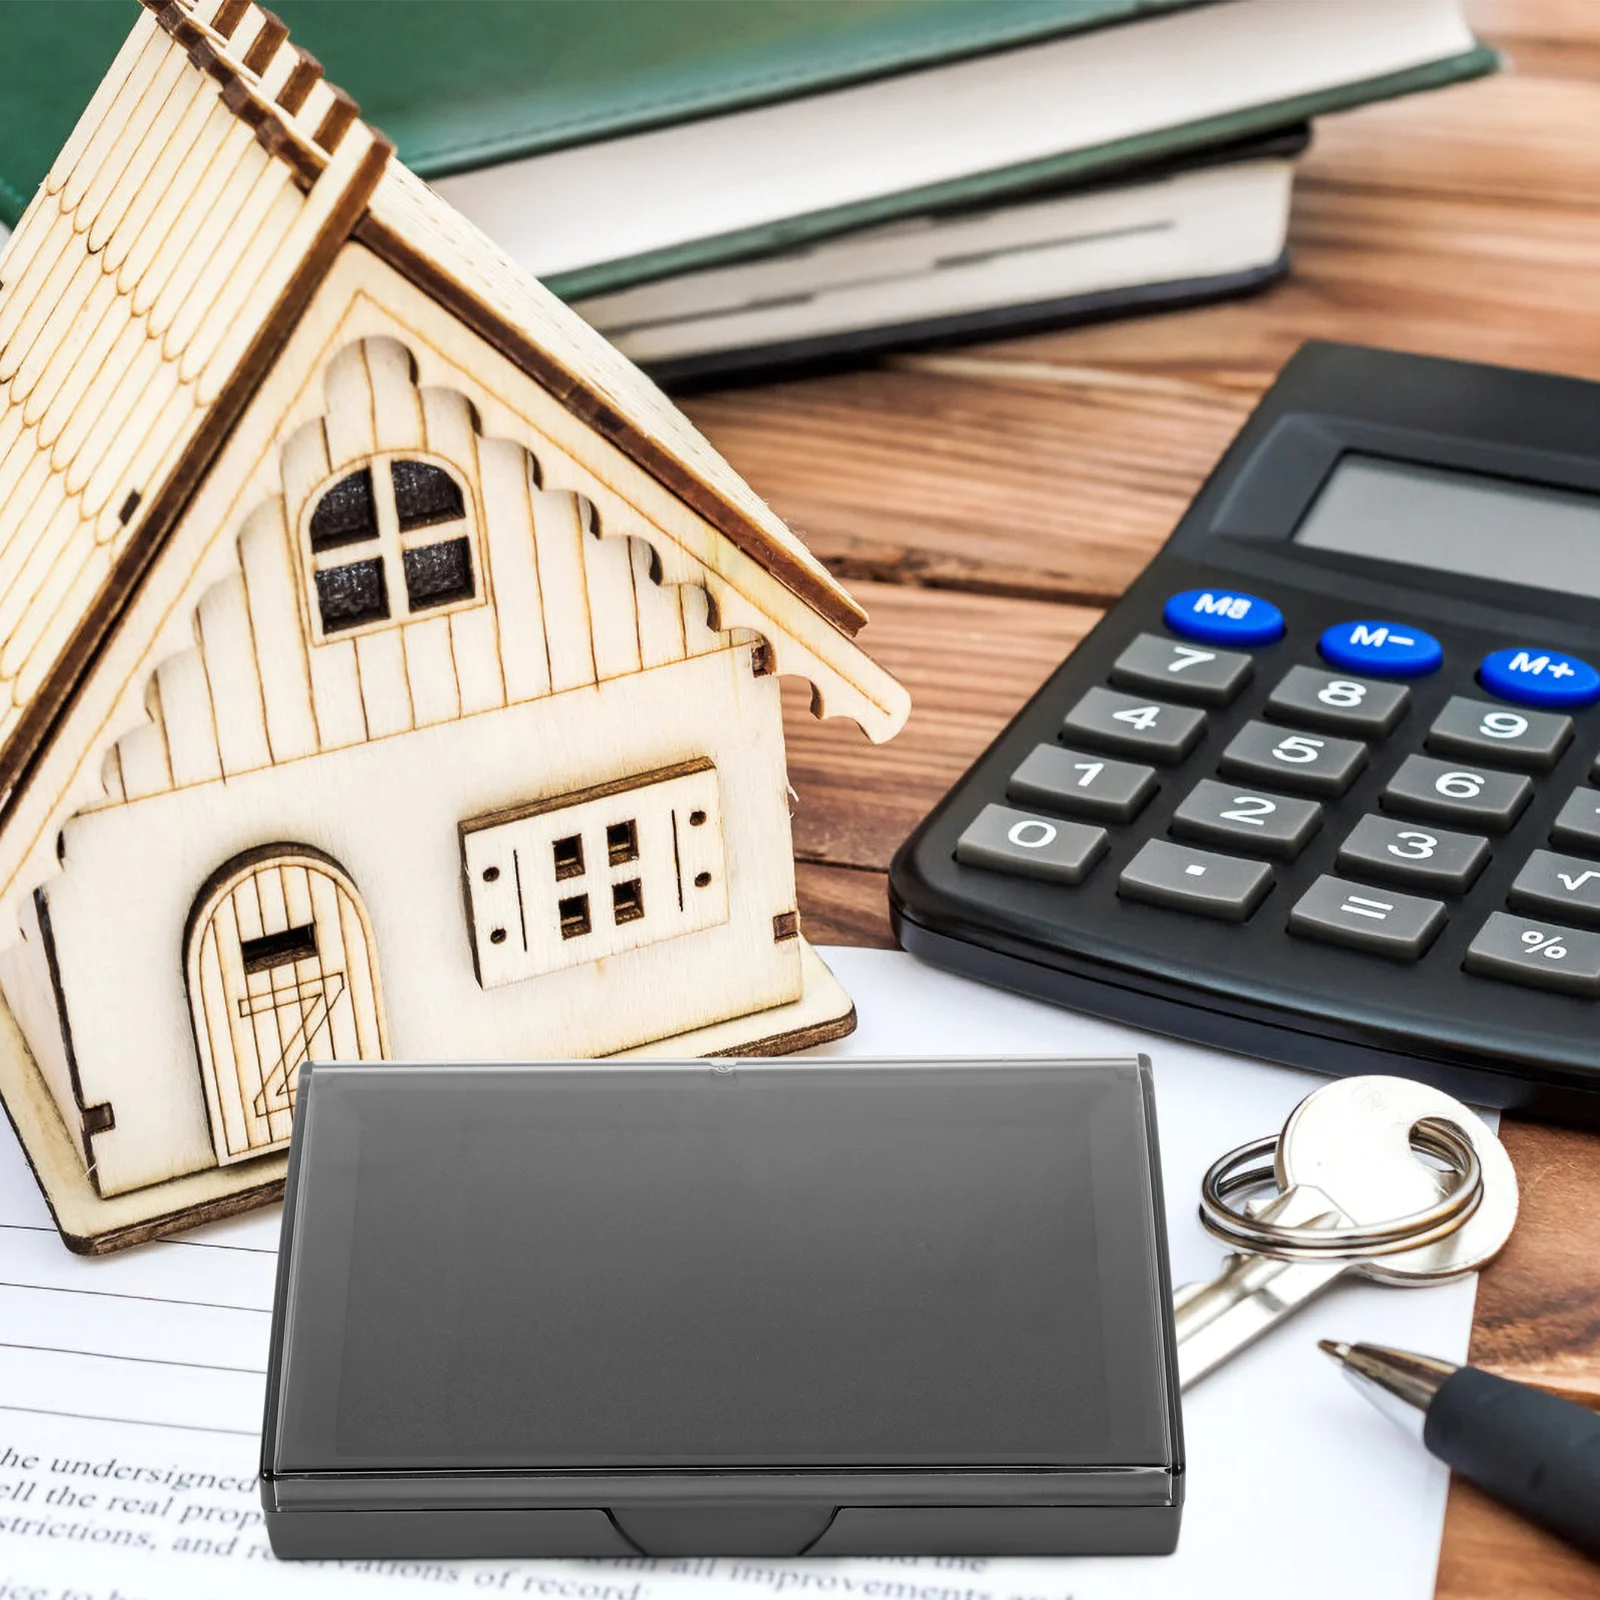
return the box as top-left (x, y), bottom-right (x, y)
top-left (0, 1278), bottom-right (271, 1313)
top-left (0, 1402), bottom-right (258, 1437)
top-left (0, 1339), bottom-right (266, 1376)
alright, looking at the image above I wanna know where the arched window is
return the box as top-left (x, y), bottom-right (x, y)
top-left (305, 457), bottom-right (479, 638)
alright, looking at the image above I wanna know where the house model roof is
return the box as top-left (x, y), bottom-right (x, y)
top-left (0, 0), bottom-right (906, 886)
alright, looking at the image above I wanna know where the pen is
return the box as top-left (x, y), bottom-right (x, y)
top-left (1319, 1339), bottom-right (1600, 1560)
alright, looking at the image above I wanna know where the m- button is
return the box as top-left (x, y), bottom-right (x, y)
top-left (1319, 621), bottom-right (1443, 679)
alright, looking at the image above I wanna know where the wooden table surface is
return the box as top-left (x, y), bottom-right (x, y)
top-left (684, 1), bottom-right (1600, 1593)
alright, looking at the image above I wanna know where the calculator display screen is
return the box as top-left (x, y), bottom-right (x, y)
top-left (1293, 454), bottom-right (1600, 598)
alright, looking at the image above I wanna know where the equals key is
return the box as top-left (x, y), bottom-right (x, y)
top-left (1288, 875), bottom-right (1446, 961)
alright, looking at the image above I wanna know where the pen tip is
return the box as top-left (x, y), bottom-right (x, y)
top-left (1318, 1339), bottom-right (1352, 1362)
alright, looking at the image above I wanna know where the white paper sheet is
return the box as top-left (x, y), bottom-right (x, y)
top-left (0, 945), bottom-right (1486, 1599)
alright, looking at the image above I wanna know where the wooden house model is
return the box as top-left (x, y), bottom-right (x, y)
top-left (0, 0), bottom-right (908, 1253)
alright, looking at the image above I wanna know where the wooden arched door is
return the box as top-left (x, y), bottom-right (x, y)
top-left (185, 846), bottom-right (387, 1164)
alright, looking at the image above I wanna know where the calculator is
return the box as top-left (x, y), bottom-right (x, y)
top-left (889, 342), bottom-right (1600, 1121)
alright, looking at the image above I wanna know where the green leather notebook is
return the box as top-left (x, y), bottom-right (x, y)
top-left (0, 0), bottom-right (1494, 296)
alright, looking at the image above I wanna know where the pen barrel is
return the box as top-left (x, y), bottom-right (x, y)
top-left (1423, 1366), bottom-right (1600, 1560)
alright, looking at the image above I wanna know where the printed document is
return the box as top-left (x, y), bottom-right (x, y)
top-left (0, 946), bottom-right (1484, 1600)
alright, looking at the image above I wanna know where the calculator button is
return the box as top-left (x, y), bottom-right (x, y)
top-left (955, 804), bottom-right (1108, 884)
top-left (1007, 744), bottom-right (1156, 823)
top-left (1336, 814), bottom-right (1489, 894)
top-left (1111, 632), bottom-right (1252, 705)
top-left (1551, 788), bottom-right (1600, 855)
top-left (1170, 779), bottom-right (1322, 860)
top-left (1162, 588), bottom-right (1284, 647)
top-left (1288, 875), bottom-right (1446, 962)
top-left (1218, 720), bottom-right (1367, 796)
top-left (1425, 695), bottom-right (1572, 770)
top-left (1061, 687), bottom-right (1206, 763)
top-left (1464, 912), bottom-right (1600, 996)
top-left (1382, 755), bottom-right (1532, 833)
top-left (1266, 666), bottom-right (1408, 737)
top-left (1318, 621), bottom-right (1443, 679)
top-left (1479, 646), bottom-right (1600, 710)
top-left (1508, 850), bottom-right (1600, 928)
top-left (1117, 841), bottom-right (1272, 922)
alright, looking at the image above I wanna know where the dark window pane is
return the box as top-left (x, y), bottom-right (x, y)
top-left (403, 537), bottom-right (473, 610)
top-left (392, 460), bottom-right (465, 531)
top-left (315, 558), bottom-right (388, 632)
top-left (309, 469), bottom-right (377, 550)
top-left (558, 894), bottom-right (591, 940)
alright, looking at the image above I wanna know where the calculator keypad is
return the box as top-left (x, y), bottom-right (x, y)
top-left (1551, 788), bottom-right (1600, 854)
top-left (1061, 687), bottom-right (1205, 762)
top-left (1424, 696), bottom-right (1572, 770)
top-left (945, 582), bottom-right (1600, 1015)
top-left (1383, 755), bottom-right (1533, 832)
top-left (1007, 744), bottom-right (1156, 822)
top-left (1465, 913), bottom-right (1600, 995)
top-left (955, 804), bottom-right (1107, 884)
top-left (1118, 841), bottom-right (1272, 922)
top-left (1337, 814), bottom-right (1489, 893)
top-left (1266, 666), bottom-right (1408, 737)
top-left (1219, 721), bottom-right (1367, 796)
top-left (1508, 850), bottom-right (1600, 927)
top-left (1170, 779), bottom-right (1321, 860)
top-left (1288, 874), bottom-right (1446, 961)
top-left (1110, 632), bottom-right (1252, 705)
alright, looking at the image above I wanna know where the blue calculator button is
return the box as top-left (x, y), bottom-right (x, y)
top-left (1163, 589), bottom-right (1284, 647)
top-left (1479, 646), bottom-right (1600, 709)
top-left (1318, 621), bottom-right (1443, 679)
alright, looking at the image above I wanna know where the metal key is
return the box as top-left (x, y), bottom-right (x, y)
top-left (1175, 1077), bottom-right (1518, 1388)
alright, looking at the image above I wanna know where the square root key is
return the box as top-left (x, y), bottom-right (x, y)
top-left (1508, 850), bottom-right (1600, 927)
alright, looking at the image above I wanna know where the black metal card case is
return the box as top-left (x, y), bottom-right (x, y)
top-left (261, 1056), bottom-right (1182, 1559)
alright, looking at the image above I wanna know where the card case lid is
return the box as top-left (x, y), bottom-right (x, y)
top-left (262, 1056), bottom-right (1181, 1512)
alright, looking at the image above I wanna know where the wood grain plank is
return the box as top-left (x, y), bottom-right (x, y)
top-left (1437, 1479), bottom-right (1600, 1600)
top-left (1305, 73), bottom-right (1600, 210)
top-left (686, 368), bottom-right (1242, 607)
top-left (1467, 1119), bottom-right (1600, 1406)
top-left (784, 582), bottom-right (1096, 871)
top-left (794, 861), bottom-right (893, 951)
top-left (1470, 0), bottom-right (1600, 52)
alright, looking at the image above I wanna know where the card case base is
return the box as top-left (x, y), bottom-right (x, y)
top-left (264, 1502), bottom-right (1182, 1560)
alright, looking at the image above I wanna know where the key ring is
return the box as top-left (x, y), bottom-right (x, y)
top-left (1198, 1116), bottom-right (1484, 1261)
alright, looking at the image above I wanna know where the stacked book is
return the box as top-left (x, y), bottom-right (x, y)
top-left (1, 0), bottom-right (1495, 385)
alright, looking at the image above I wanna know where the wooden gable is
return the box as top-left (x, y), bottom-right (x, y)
top-left (0, 0), bottom-right (908, 935)
top-left (91, 329), bottom-right (750, 809)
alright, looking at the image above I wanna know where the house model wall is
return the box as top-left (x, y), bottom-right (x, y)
top-left (0, 0), bottom-right (908, 1252)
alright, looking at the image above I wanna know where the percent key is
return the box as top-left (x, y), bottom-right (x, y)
top-left (1465, 912), bottom-right (1600, 996)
